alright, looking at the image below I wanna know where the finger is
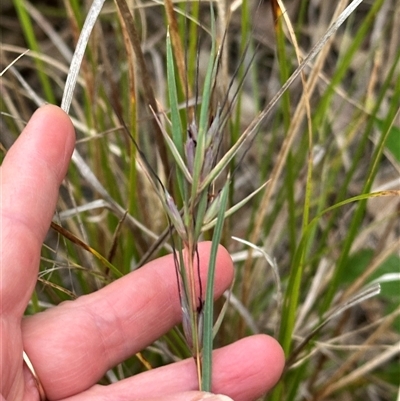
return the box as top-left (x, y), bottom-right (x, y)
top-left (1, 105), bottom-right (75, 400)
top-left (22, 243), bottom-right (234, 400)
top-left (122, 392), bottom-right (233, 401)
top-left (1, 105), bottom-right (75, 316)
top-left (59, 335), bottom-right (284, 401)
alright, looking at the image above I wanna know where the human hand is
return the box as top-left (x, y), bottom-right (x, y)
top-left (0, 105), bottom-right (284, 401)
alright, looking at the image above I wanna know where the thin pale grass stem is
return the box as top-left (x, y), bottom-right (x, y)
top-left (0, 49), bottom-right (30, 76)
top-left (223, 291), bottom-right (259, 334)
top-left (232, 236), bottom-right (282, 336)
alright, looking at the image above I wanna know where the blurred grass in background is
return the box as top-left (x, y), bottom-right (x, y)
top-left (1, 0), bottom-right (399, 399)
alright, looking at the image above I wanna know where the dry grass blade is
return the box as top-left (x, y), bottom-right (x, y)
top-left (61, 0), bottom-right (105, 113)
top-left (232, 236), bottom-right (282, 335)
top-left (202, 181), bottom-right (269, 231)
top-left (37, 277), bottom-right (77, 299)
top-left (50, 222), bottom-right (122, 278)
top-left (0, 49), bottom-right (29, 76)
top-left (9, 65), bottom-right (44, 106)
top-left (223, 290), bottom-right (259, 334)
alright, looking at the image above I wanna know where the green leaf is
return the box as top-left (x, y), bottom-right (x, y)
top-left (151, 108), bottom-right (193, 184)
top-left (201, 179), bottom-right (229, 391)
top-left (166, 29), bottom-right (184, 157)
top-left (191, 8), bottom-right (217, 199)
top-left (166, 29), bottom-right (187, 199)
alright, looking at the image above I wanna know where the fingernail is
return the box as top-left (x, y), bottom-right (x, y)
top-left (198, 394), bottom-right (234, 401)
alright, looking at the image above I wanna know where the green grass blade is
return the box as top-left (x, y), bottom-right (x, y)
top-left (13, 0), bottom-right (55, 103)
top-left (201, 180), bottom-right (229, 391)
top-left (191, 7), bottom-right (217, 198)
top-left (202, 181), bottom-right (269, 231)
top-left (152, 109), bottom-right (193, 184)
top-left (166, 29), bottom-right (185, 160)
top-left (187, 1), bottom-right (200, 88)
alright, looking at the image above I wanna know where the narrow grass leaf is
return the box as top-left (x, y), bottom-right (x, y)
top-left (166, 31), bottom-right (184, 156)
top-left (165, 31), bottom-right (187, 201)
top-left (50, 222), bottom-right (122, 278)
top-left (191, 8), bottom-right (217, 199)
top-left (232, 236), bottom-right (282, 335)
top-left (61, 0), bottom-right (105, 113)
top-left (37, 278), bottom-right (77, 299)
top-left (202, 181), bottom-right (269, 230)
top-left (202, 179), bottom-right (229, 391)
top-left (13, 0), bottom-right (55, 103)
top-left (0, 49), bottom-right (30, 76)
top-left (9, 65), bottom-right (45, 107)
top-left (212, 282), bottom-right (234, 338)
top-left (150, 107), bottom-right (192, 183)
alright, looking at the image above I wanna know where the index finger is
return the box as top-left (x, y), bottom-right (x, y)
top-left (0, 105), bottom-right (75, 316)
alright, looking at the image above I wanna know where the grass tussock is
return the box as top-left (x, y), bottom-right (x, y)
top-left (1, 0), bottom-right (399, 399)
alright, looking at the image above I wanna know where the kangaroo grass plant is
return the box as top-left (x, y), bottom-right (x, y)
top-left (2, 0), bottom-right (400, 398)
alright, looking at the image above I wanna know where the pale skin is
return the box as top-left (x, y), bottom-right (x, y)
top-left (0, 105), bottom-right (285, 401)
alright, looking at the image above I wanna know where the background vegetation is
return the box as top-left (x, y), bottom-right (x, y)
top-left (1, 0), bottom-right (399, 399)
